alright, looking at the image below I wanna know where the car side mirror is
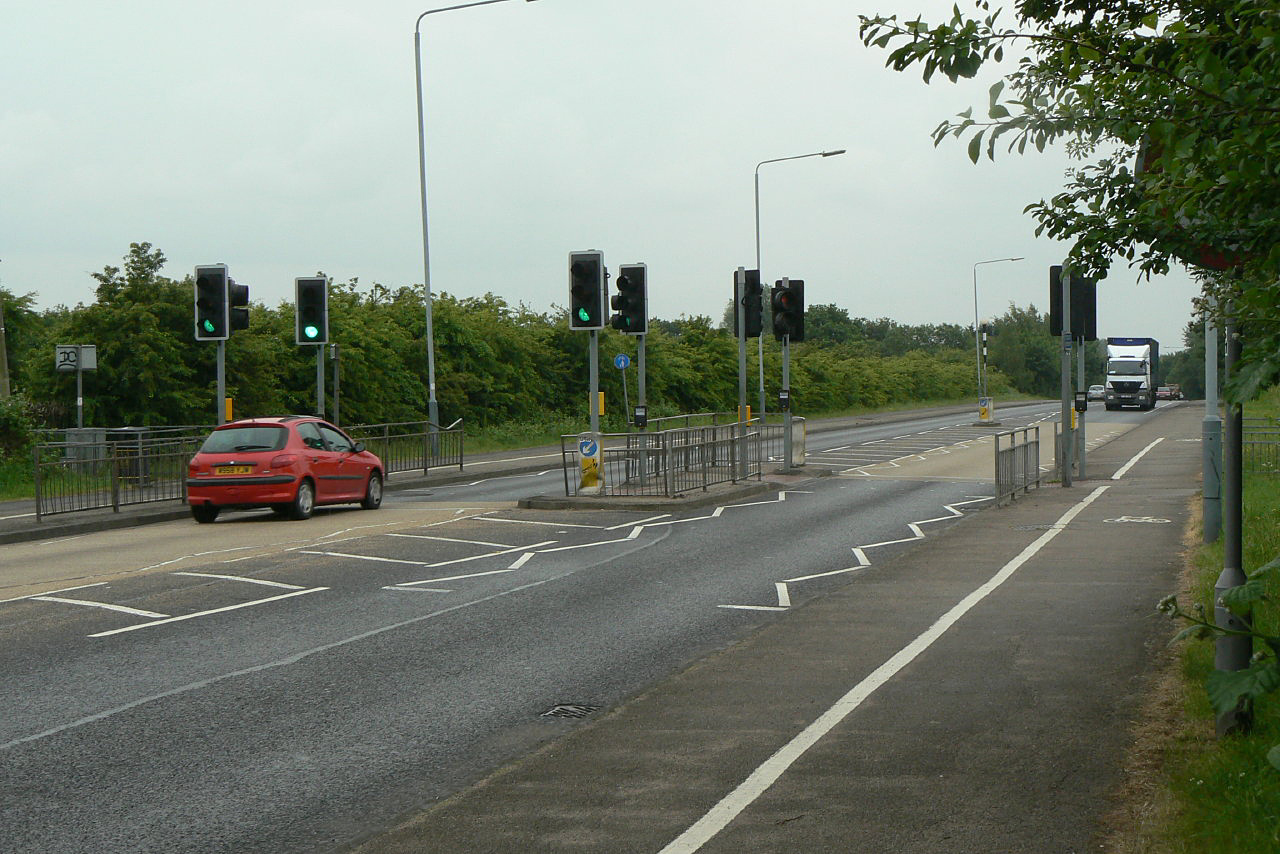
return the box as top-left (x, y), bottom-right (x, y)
top-left (353, 442), bottom-right (365, 453)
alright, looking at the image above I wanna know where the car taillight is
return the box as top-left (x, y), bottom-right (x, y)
top-left (270, 454), bottom-right (300, 469)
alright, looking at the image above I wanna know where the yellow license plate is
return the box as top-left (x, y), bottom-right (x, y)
top-left (215, 465), bottom-right (254, 475)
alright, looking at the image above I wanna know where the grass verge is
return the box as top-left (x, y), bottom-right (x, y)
top-left (1105, 387), bottom-right (1280, 852)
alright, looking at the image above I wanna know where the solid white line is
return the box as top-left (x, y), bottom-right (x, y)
top-left (659, 484), bottom-right (1112, 854)
top-left (88, 587), bottom-right (328, 637)
top-left (396, 568), bottom-right (514, 587)
top-left (508, 552), bottom-right (535, 570)
top-left (385, 533), bottom-right (515, 548)
top-left (774, 583), bottom-right (791, 608)
top-left (32, 596), bottom-right (169, 619)
top-left (0, 581), bottom-right (108, 605)
top-left (1112, 438), bottom-right (1164, 480)
top-left (172, 572), bottom-right (305, 590)
top-left (0, 511), bottom-right (36, 520)
top-left (480, 517), bottom-right (603, 529)
top-left (382, 586), bottom-right (451, 593)
top-left (717, 604), bottom-right (788, 612)
top-left (784, 565), bottom-right (869, 584)
top-left (605, 514), bottom-right (670, 530)
top-left (301, 550), bottom-right (426, 566)
top-left (3, 573), bottom-right (570, 751)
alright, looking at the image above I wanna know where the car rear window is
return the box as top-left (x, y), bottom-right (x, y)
top-left (200, 426), bottom-right (288, 453)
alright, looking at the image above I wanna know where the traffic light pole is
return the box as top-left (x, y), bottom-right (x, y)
top-left (216, 341), bottom-right (226, 426)
top-left (589, 330), bottom-right (600, 436)
top-left (735, 268), bottom-right (748, 480)
top-left (1077, 337), bottom-right (1086, 479)
top-left (1059, 268), bottom-right (1073, 487)
top-left (782, 335), bottom-right (793, 471)
top-left (316, 346), bottom-right (325, 419)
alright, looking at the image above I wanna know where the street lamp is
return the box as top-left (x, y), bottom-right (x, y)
top-left (971, 256), bottom-right (1023, 416)
top-left (753, 149), bottom-right (845, 420)
top-left (414, 0), bottom-right (539, 429)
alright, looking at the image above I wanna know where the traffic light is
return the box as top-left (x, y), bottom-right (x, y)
top-left (229, 279), bottom-right (250, 332)
top-left (733, 269), bottom-right (762, 338)
top-left (771, 278), bottom-right (805, 342)
top-left (569, 251), bottom-right (605, 330)
top-left (1048, 265), bottom-right (1099, 340)
top-left (295, 277), bottom-right (329, 344)
top-left (194, 264), bottom-right (229, 341)
top-left (610, 263), bottom-right (647, 334)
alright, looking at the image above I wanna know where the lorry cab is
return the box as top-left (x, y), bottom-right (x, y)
top-left (1104, 337), bottom-right (1159, 410)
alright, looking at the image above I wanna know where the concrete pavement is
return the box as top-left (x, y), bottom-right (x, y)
top-left (347, 404), bottom-right (1198, 854)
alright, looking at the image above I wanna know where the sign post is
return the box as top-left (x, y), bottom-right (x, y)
top-left (577, 433), bottom-right (603, 495)
top-left (56, 344), bottom-right (97, 429)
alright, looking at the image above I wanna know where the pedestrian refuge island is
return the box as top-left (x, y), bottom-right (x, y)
top-left (560, 416), bottom-right (805, 498)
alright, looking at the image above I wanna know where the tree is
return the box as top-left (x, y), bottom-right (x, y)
top-left (859, 0), bottom-right (1280, 395)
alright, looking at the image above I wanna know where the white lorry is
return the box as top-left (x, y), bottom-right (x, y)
top-left (1104, 337), bottom-right (1160, 410)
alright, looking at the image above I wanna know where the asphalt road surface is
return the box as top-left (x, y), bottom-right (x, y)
top-left (0, 401), bottom-right (1178, 853)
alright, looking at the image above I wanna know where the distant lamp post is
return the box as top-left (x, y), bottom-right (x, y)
top-left (753, 149), bottom-right (846, 420)
top-left (972, 256), bottom-right (1023, 420)
top-left (414, 0), bottom-right (539, 428)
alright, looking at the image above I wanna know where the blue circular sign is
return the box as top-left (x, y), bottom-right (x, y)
top-left (614, 353), bottom-right (630, 370)
top-left (578, 437), bottom-right (599, 457)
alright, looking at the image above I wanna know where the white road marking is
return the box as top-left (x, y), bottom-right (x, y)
top-left (395, 568), bottom-right (515, 587)
top-left (386, 533), bottom-right (515, 548)
top-left (660, 485), bottom-right (1112, 854)
top-left (89, 587), bottom-right (329, 638)
top-left (1112, 438), bottom-right (1164, 480)
top-left (482, 517), bottom-right (604, 529)
top-left (774, 583), bottom-right (791, 608)
top-left (381, 586), bottom-right (452, 593)
top-left (172, 572), bottom-right (306, 590)
top-left (508, 552), bottom-right (535, 570)
top-left (718, 604), bottom-right (788, 612)
top-left (0, 581), bottom-right (108, 605)
top-left (32, 596), bottom-right (169, 619)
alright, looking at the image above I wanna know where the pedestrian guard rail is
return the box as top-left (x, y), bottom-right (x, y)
top-left (32, 419), bottom-right (464, 520)
top-left (1243, 417), bottom-right (1280, 475)
top-left (559, 417), bottom-right (805, 498)
top-left (994, 425), bottom-right (1044, 506)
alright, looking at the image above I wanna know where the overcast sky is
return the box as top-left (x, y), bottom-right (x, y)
top-left (2, 0), bottom-right (1201, 350)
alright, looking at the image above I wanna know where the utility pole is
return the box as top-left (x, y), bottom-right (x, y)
top-left (0, 299), bottom-right (11, 398)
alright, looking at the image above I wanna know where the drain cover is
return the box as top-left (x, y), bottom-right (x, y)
top-left (540, 703), bottom-right (600, 719)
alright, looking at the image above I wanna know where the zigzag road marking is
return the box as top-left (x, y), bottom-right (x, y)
top-left (719, 496), bottom-right (993, 611)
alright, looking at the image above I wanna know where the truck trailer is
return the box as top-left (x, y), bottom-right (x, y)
top-left (1104, 337), bottom-right (1159, 410)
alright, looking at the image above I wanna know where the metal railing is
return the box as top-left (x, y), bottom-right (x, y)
top-left (995, 425), bottom-right (1043, 506)
top-left (1244, 422), bottom-right (1280, 475)
top-left (560, 417), bottom-right (802, 498)
top-left (32, 419), bottom-right (465, 520)
top-left (345, 420), bottom-right (464, 476)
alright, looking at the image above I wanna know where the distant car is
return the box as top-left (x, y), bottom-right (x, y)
top-left (1156, 386), bottom-right (1175, 400)
top-left (1168, 384), bottom-right (1183, 400)
top-left (187, 416), bottom-right (384, 523)
top-left (1088, 384), bottom-right (1105, 401)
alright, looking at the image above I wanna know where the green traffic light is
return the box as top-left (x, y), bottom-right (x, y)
top-left (202, 319), bottom-right (215, 333)
top-left (577, 308), bottom-right (590, 323)
top-left (304, 325), bottom-right (320, 340)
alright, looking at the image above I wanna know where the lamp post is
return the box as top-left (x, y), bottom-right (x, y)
top-left (415, 0), bottom-right (538, 430)
top-left (971, 256), bottom-right (1023, 420)
top-left (753, 149), bottom-right (845, 421)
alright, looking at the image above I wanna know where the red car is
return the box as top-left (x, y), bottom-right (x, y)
top-left (187, 416), bottom-right (384, 523)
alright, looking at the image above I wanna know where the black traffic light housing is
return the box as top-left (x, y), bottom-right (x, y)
top-left (1049, 265), bottom-right (1100, 341)
top-left (569, 251), bottom-right (605, 330)
top-left (229, 279), bottom-right (250, 332)
top-left (194, 264), bottom-right (229, 341)
top-left (611, 263), bottom-right (648, 334)
top-left (296, 277), bottom-right (329, 344)
top-left (734, 269), bottom-right (763, 339)
top-left (771, 278), bottom-right (805, 342)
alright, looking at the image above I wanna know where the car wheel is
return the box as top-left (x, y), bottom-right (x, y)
top-left (289, 479), bottom-right (315, 520)
top-left (361, 472), bottom-right (383, 510)
top-left (191, 505), bottom-right (219, 524)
